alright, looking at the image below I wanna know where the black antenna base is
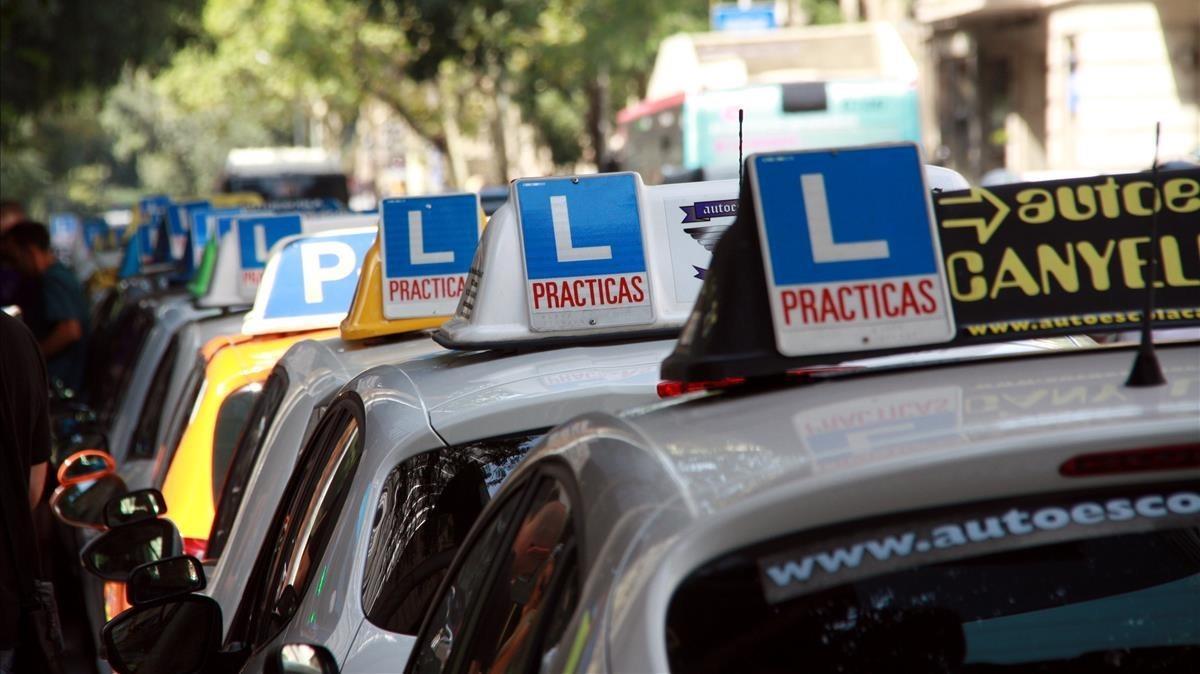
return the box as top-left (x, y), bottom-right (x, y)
top-left (1125, 342), bottom-right (1166, 387)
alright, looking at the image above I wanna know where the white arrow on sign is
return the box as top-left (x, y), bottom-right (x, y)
top-left (550, 195), bottom-right (611, 262)
top-left (300, 241), bottom-right (356, 303)
top-left (408, 210), bottom-right (455, 265)
top-left (802, 173), bottom-right (890, 263)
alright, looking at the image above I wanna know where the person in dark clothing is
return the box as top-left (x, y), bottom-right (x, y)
top-left (0, 312), bottom-right (53, 672)
top-left (2, 221), bottom-right (90, 392)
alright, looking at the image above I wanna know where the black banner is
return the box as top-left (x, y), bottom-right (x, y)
top-left (933, 168), bottom-right (1200, 340)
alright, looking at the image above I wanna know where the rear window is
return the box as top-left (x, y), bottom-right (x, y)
top-left (666, 482), bottom-right (1200, 672)
top-left (92, 302), bottom-right (156, 420)
top-left (210, 383), bottom-right (263, 505)
top-left (207, 370), bottom-right (289, 560)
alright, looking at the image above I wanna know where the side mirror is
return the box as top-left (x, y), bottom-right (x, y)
top-left (57, 449), bottom-right (116, 484)
top-left (101, 594), bottom-right (222, 674)
top-left (104, 488), bottom-right (167, 528)
top-left (267, 643), bottom-right (340, 674)
top-left (127, 556), bottom-right (205, 605)
top-left (81, 518), bottom-right (182, 581)
top-left (50, 474), bottom-right (128, 530)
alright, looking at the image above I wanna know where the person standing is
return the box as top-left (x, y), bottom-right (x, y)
top-left (0, 312), bottom-right (63, 674)
top-left (1, 221), bottom-right (90, 393)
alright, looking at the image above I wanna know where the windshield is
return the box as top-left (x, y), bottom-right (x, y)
top-left (666, 482), bottom-right (1200, 673)
top-left (223, 173), bottom-right (348, 203)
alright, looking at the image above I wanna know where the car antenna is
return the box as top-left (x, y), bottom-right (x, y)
top-left (738, 108), bottom-right (744, 190)
top-left (1125, 121), bottom-right (1166, 388)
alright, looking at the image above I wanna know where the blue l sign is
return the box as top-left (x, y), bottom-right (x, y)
top-left (236, 213), bottom-right (303, 294)
top-left (380, 193), bottom-right (480, 318)
top-left (514, 173), bottom-right (654, 331)
top-left (750, 143), bottom-right (954, 356)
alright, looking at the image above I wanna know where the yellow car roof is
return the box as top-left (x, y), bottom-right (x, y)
top-left (340, 193), bottom-right (484, 341)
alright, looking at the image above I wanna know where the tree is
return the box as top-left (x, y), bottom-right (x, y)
top-left (0, 0), bottom-right (203, 142)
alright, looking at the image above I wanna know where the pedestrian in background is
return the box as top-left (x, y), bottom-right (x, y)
top-left (0, 312), bottom-right (65, 674)
top-left (1, 221), bottom-right (90, 393)
top-left (0, 201), bottom-right (24, 233)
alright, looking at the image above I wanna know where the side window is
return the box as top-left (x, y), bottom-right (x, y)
top-left (251, 402), bottom-right (363, 644)
top-left (412, 476), bottom-right (579, 674)
top-left (128, 335), bottom-right (179, 458)
top-left (207, 369), bottom-right (289, 560)
top-left (362, 430), bottom-right (545, 635)
top-left (210, 382), bottom-right (263, 504)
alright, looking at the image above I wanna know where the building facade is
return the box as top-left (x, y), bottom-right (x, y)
top-left (917, 0), bottom-right (1199, 181)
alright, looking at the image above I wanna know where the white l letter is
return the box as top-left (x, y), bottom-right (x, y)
top-left (408, 211), bottom-right (454, 265)
top-left (550, 195), bottom-right (611, 262)
top-left (802, 173), bottom-right (889, 263)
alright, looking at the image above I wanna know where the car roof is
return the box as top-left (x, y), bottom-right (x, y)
top-left (524, 341), bottom-right (1200, 672)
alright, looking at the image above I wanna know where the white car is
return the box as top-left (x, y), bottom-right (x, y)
top-left (401, 145), bottom-right (1200, 674)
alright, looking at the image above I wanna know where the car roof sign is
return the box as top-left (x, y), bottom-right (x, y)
top-left (661, 154), bottom-right (1200, 382)
top-left (435, 173), bottom-right (740, 350)
top-left (379, 193), bottom-right (482, 319)
top-left (515, 173), bottom-right (654, 332)
top-left (338, 233), bottom-right (450, 340)
top-left (198, 211), bottom-right (377, 309)
top-left (750, 143), bottom-right (955, 356)
top-left (241, 227), bottom-right (376, 336)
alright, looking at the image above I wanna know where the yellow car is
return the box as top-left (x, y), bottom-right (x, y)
top-left (160, 327), bottom-right (340, 555)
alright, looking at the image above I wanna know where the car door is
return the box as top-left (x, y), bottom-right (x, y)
top-left (224, 394), bottom-right (365, 663)
top-left (408, 464), bottom-right (584, 674)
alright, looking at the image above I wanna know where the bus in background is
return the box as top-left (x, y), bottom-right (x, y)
top-left (615, 22), bottom-right (923, 184)
top-left (220, 147), bottom-right (350, 204)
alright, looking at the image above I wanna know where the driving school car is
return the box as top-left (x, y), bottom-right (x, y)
top-left (161, 224), bottom-right (378, 556)
top-left (94, 171), bottom-right (751, 674)
top-left (204, 193), bottom-right (481, 606)
top-left (402, 147), bottom-right (1200, 674)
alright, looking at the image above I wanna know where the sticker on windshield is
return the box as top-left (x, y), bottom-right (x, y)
top-left (514, 174), bottom-right (654, 332)
top-left (757, 485), bottom-right (1200, 605)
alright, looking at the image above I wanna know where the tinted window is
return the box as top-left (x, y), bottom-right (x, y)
top-left (224, 174), bottom-right (349, 203)
top-left (362, 430), bottom-right (543, 634)
top-left (210, 383), bottom-right (263, 507)
top-left (92, 301), bottom-right (156, 420)
top-left (207, 369), bottom-right (289, 560)
top-left (128, 335), bottom-right (179, 459)
top-left (412, 477), bottom-right (578, 674)
top-left (251, 405), bottom-right (363, 644)
top-left (666, 484), bottom-right (1200, 673)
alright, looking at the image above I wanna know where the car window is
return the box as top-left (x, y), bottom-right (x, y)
top-left (210, 383), bottom-right (263, 507)
top-left (411, 476), bottom-right (578, 674)
top-left (665, 483), bottom-right (1200, 673)
top-left (154, 356), bottom-right (205, 485)
top-left (361, 429), bottom-right (545, 635)
top-left (250, 404), bottom-right (363, 644)
top-left (207, 368), bottom-right (290, 561)
top-left (92, 301), bottom-right (155, 420)
top-left (128, 335), bottom-right (179, 458)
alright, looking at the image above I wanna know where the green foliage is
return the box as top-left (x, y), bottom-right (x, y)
top-left (802, 0), bottom-right (844, 25)
top-left (0, 0), bottom-right (204, 142)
